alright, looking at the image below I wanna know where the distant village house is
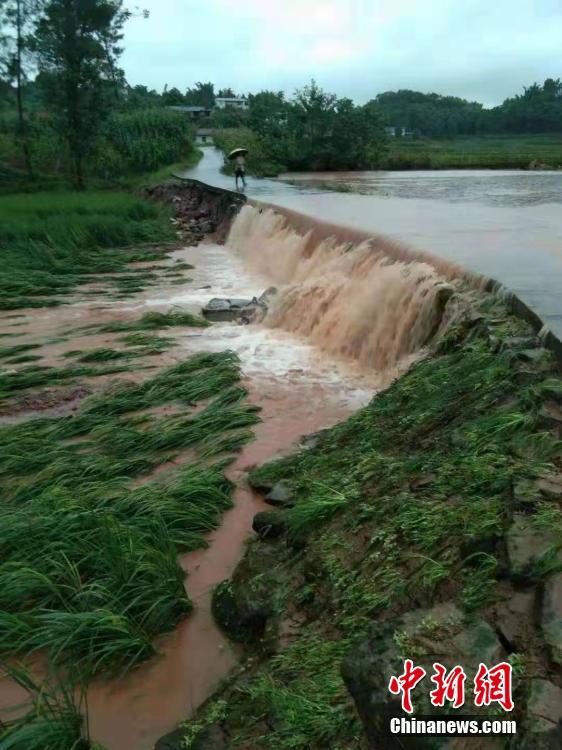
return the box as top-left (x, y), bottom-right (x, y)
top-left (214, 96), bottom-right (249, 110)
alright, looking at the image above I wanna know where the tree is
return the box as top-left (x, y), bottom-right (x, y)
top-left (162, 85), bottom-right (185, 105)
top-left (125, 83), bottom-right (162, 109)
top-left (0, 0), bottom-right (43, 177)
top-left (184, 81), bottom-right (215, 108)
top-left (32, 0), bottom-right (132, 188)
top-left (217, 87), bottom-right (235, 98)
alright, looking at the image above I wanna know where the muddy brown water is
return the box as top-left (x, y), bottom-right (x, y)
top-left (0, 232), bottom-right (386, 749)
top-left (180, 149), bottom-right (562, 339)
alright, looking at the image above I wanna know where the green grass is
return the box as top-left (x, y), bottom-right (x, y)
top-left (0, 191), bottom-right (175, 310)
top-left (0, 666), bottom-right (89, 750)
top-left (0, 362), bottom-right (133, 401)
top-left (96, 310), bottom-right (208, 333)
top-left (119, 148), bottom-right (203, 189)
top-left (183, 299), bottom-right (562, 750)
top-left (75, 346), bottom-right (167, 363)
top-left (0, 343), bottom-right (41, 360)
top-left (383, 133), bottom-right (562, 169)
top-left (0, 351), bottom-right (260, 680)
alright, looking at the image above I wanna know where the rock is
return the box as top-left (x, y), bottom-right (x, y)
top-left (493, 590), bottom-right (536, 648)
top-left (520, 679), bottom-right (562, 749)
top-left (507, 514), bottom-right (557, 581)
top-left (202, 297), bottom-right (253, 322)
top-left (199, 221), bottom-right (215, 234)
top-left (514, 348), bottom-right (549, 365)
top-left (515, 368), bottom-right (538, 386)
top-left (451, 617), bottom-right (503, 666)
top-left (264, 480), bottom-right (295, 507)
top-left (252, 509), bottom-right (287, 539)
top-left (528, 160), bottom-right (554, 171)
top-left (539, 401), bottom-right (562, 436)
top-left (191, 724), bottom-right (228, 750)
top-left (501, 335), bottom-right (540, 351)
top-left (537, 473), bottom-right (562, 501)
top-left (463, 312), bottom-right (486, 329)
top-left (212, 544), bottom-right (280, 643)
top-left (513, 479), bottom-right (541, 509)
top-left (341, 603), bottom-right (504, 748)
top-left (155, 728), bottom-right (185, 750)
top-left (539, 326), bottom-right (562, 360)
top-left (300, 428), bottom-right (331, 450)
top-left (542, 571), bottom-right (562, 665)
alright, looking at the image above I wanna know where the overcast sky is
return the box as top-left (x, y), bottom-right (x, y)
top-left (121, 0), bottom-right (562, 107)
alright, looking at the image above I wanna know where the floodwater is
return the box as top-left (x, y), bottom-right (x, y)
top-left (0, 230), bottom-right (380, 749)
top-left (181, 149), bottom-right (562, 338)
top-left (74, 241), bottom-right (378, 750)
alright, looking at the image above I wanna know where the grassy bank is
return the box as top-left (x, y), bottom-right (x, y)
top-left (0, 190), bottom-right (176, 310)
top-left (179, 297), bottom-right (562, 749)
top-left (382, 133), bottom-right (562, 169)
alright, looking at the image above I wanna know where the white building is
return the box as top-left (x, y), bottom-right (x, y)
top-left (215, 97), bottom-right (249, 110)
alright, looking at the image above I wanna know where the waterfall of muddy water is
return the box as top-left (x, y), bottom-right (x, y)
top-left (227, 204), bottom-right (462, 369)
top-left (2, 206), bottom-right (460, 750)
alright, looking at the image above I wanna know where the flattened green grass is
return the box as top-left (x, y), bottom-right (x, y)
top-left (0, 362), bottom-right (133, 401)
top-left (0, 351), bottom-right (260, 680)
top-left (0, 191), bottom-right (174, 310)
top-left (96, 310), bottom-right (208, 333)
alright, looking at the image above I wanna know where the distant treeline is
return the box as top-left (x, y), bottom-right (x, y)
top-left (374, 80), bottom-right (562, 137)
top-left (107, 77), bottom-right (562, 138)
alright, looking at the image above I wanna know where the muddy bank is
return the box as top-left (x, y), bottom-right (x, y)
top-left (141, 179), bottom-right (246, 245)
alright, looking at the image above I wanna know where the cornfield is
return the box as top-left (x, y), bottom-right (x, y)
top-left (99, 109), bottom-right (195, 174)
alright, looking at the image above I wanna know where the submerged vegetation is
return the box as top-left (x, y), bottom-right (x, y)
top-left (0, 350), bottom-right (260, 745)
top-left (181, 300), bottom-right (562, 750)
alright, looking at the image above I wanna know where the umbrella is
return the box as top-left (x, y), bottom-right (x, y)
top-left (227, 148), bottom-right (248, 160)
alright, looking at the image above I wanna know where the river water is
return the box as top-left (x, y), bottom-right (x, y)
top-left (182, 149), bottom-right (562, 338)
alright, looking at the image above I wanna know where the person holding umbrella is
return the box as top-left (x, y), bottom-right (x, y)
top-left (228, 147), bottom-right (247, 190)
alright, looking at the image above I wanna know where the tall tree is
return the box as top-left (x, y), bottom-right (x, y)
top-left (32, 0), bottom-right (131, 188)
top-left (0, 0), bottom-right (43, 177)
top-left (184, 81), bottom-right (215, 108)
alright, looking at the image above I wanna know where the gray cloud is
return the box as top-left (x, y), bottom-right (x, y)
top-left (120, 0), bottom-right (562, 105)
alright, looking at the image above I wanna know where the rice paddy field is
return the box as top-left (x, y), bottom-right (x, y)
top-left (383, 133), bottom-right (562, 169)
top-left (0, 188), bottom-right (261, 748)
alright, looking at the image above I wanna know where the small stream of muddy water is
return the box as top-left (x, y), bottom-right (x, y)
top-left (85, 231), bottom-right (386, 749)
